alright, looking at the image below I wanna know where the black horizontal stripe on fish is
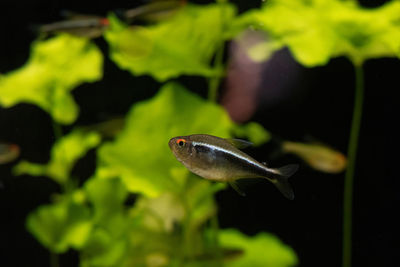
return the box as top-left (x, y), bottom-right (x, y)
top-left (192, 141), bottom-right (278, 180)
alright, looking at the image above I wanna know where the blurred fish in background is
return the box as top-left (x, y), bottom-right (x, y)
top-left (34, 0), bottom-right (186, 38)
top-left (80, 117), bottom-right (125, 139)
top-left (123, 0), bottom-right (187, 24)
top-left (36, 11), bottom-right (110, 38)
top-left (0, 142), bottom-right (20, 164)
top-left (281, 140), bottom-right (347, 174)
top-left (222, 29), bottom-right (302, 123)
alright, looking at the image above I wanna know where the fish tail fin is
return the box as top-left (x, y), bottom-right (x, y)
top-left (272, 164), bottom-right (299, 200)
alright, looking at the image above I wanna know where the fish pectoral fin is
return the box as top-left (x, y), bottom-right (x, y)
top-left (226, 138), bottom-right (253, 149)
top-left (228, 181), bottom-right (246, 197)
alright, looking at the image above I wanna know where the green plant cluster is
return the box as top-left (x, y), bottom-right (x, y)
top-left (1, 1), bottom-right (399, 267)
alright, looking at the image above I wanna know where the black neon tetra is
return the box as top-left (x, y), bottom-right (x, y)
top-left (168, 134), bottom-right (298, 200)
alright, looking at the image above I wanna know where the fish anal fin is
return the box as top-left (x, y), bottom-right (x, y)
top-left (228, 181), bottom-right (246, 197)
top-left (226, 138), bottom-right (253, 149)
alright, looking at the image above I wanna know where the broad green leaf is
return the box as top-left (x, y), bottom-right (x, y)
top-left (26, 196), bottom-right (92, 253)
top-left (232, 122), bottom-right (271, 146)
top-left (14, 130), bottom-right (101, 184)
top-left (184, 180), bottom-right (226, 231)
top-left (234, 0), bottom-right (400, 66)
top-left (84, 177), bottom-right (129, 234)
top-left (81, 178), bottom-right (130, 267)
top-left (219, 229), bottom-right (298, 267)
top-left (81, 228), bottom-right (128, 267)
top-left (0, 34), bottom-right (103, 124)
top-left (105, 3), bottom-right (236, 81)
top-left (131, 193), bottom-right (185, 232)
top-left (96, 82), bottom-right (269, 197)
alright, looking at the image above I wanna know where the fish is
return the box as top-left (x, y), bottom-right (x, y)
top-left (281, 140), bottom-right (347, 173)
top-left (80, 117), bottom-right (125, 139)
top-left (168, 134), bottom-right (298, 200)
top-left (123, 0), bottom-right (186, 24)
top-left (37, 15), bottom-right (109, 38)
top-left (0, 143), bottom-right (20, 164)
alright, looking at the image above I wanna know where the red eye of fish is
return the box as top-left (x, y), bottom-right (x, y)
top-left (100, 18), bottom-right (110, 26)
top-left (176, 139), bottom-right (186, 147)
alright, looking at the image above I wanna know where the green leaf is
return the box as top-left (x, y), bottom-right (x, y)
top-left (0, 34), bottom-right (103, 124)
top-left (131, 193), bottom-right (185, 233)
top-left (105, 3), bottom-right (236, 81)
top-left (96, 82), bottom-right (269, 197)
top-left (232, 122), bottom-right (271, 146)
top-left (234, 0), bottom-right (400, 66)
top-left (14, 130), bottom-right (101, 184)
top-left (219, 229), bottom-right (298, 267)
top-left (80, 228), bottom-right (128, 267)
top-left (26, 196), bottom-right (92, 253)
top-left (84, 177), bottom-right (129, 234)
top-left (80, 178), bottom-right (130, 267)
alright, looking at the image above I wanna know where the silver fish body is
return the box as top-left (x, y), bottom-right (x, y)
top-left (168, 134), bottom-right (298, 199)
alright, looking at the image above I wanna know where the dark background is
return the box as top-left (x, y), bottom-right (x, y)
top-left (0, 0), bottom-right (398, 267)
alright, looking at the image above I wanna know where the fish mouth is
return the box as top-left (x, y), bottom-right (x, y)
top-left (168, 137), bottom-right (177, 150)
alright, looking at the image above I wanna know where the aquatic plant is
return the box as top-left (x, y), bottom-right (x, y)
top-left (1, 1), bottom-right (399, 266)
top-left (229, 1), bottom-right (400, 266)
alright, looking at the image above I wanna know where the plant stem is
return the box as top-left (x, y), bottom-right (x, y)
top-left (208, 1), bottom-right (227, 102)
top-left (50, 252), bottom-right (60, 267)
top-left (52, 121), bottom-right (63, 141)
top-left (208, 46), bottom-right (225, 102)
top-left (210, 215), bottom-right (222, 265)
top-left (342, 62), bottom-right (364, 267)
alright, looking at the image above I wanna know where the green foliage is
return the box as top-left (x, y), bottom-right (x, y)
top-left (14, 130), bottom-right (101, 184)
top-left (233, 0), bottom-right (400, 65)
top-left (96, 82), bottom-right (269, 197)
top-left (26, 193), bottom-right (92, 253)
top-left (232, 122), bottom-right (271, 146)
top-left (105, 3), bottom-right (236, 81)
top-left (0, 34), bottom-right (103, 124)
top-left (219, 229), bottom-right (298, 267)
top-left (80, 177), bottom-right (130, 267)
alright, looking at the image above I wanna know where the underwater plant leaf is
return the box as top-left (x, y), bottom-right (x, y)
top-left (131, 193), bottom-right (185, 233)
top-left (26, 195), bottom-right (92, 253)
top-left (232, 122), bottom-right (271, 146)
top-left (219, 229), bottom-right (298, 267)
top-left (80, 228), bottom-right (128, 267)
top-left (234, 0), bottom-right (400, 66)
top-left (14, 130), bottom-right (101, 184)
top-left (185, 180), bottom-right (226, 231)
top-left (84, 177), bottom-right (129, 234)
top-left (96, 82), bottom-right (268, 197)
top-left (104, 3), bottom-right (236, 81)
top-left (80, 178), bottom-right (130, 267)
top-left (0, 34), bottom-right (103, 124)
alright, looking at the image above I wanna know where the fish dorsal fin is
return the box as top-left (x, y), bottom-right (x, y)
top-left (226, 138), bottom-right (253, 149)
top-left (60, 10), bottom-right (97, 20)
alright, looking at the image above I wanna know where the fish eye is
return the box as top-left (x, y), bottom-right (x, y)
top-left (176, 139), bottom-right (186, 147)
